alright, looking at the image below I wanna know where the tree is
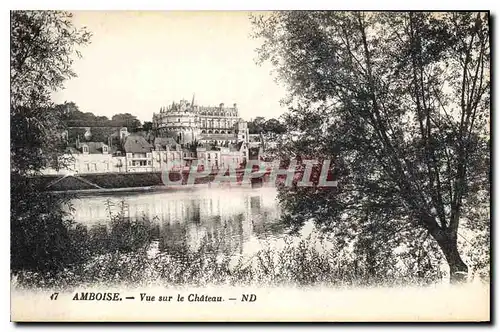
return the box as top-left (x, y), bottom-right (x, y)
top-left (263, 118), bottom-right (286, 135)
top-left (11, 12), bottom-right (91, 174)
top-left (111, 113), bottom-right (142, 131)
top-left (252, 12), bottom-right (490, 283)
top-left (11, 11), bottom-right (91, 272)
top-left (55, 101), bottom-right (80, 121)
top-left (142, 121), bottom-right (153, 132)
top-left (58, 102), bottom-right (113, 127)
top-left (248, 116), bottom-right (266, 134)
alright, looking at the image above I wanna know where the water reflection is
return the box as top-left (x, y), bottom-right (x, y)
top-left (70, 186), bottom-right (283, 257)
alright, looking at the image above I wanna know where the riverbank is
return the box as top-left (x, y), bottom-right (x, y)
top-left (49, 182), bottom-right (262, 195)
top-left (33, 171), bottom-right (267, 193)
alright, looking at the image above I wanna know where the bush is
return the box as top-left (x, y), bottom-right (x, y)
top-left (12, 229), bottom-right (446, 289)
top-left (10, 182), bottom-right (84, 273)
top-left (10, 198), bottom-right (462, 289)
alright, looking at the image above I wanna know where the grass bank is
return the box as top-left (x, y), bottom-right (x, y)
top-left (12, 231), bottom-right (445, 290)
top-left (11, 199), bottom-right (487, 290)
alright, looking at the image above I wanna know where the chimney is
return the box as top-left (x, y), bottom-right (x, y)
top-left (220, 103), bottom-right (224, 109)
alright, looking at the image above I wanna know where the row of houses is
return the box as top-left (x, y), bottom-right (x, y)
top-left (44, 127), bottom-right (255, 175)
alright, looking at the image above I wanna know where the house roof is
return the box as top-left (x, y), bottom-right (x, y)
top-left (85, 142), bottom-right (107, 154)
top-left (153, 137), bottom-right (178, 150)
top-left (123, 135), bottom-right (153, 153)
top-left (74, 141), bottom-right (109, 154)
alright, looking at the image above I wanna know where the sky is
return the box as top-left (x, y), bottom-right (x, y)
top-left (51, 11), bottom-right (289, 123)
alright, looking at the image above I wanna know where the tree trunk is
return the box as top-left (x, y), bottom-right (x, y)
top-left (436, 234), bottom-right (468, 284)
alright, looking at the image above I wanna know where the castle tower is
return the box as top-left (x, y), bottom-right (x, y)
top-left (236, 120), bottom-right (249, 143)
top-left (153, 100), bottom-right (200, 144)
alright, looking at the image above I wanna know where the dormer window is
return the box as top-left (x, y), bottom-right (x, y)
top-left (103, 146), bottom-right (108, 154)
top-left (82, 145), bottom-right (88, 154)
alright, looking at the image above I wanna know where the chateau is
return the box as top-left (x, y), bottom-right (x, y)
top-left (152, 97), bottom-right (249, 146)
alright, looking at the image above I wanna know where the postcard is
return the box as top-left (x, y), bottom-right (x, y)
top-left (10, 10), bottom-right (490, 322)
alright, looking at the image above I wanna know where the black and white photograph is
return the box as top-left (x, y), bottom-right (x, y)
top-left (9, 9), bottom-right (490, 322)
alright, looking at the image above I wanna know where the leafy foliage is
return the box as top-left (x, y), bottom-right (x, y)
top-left (10, 11), bottom-right (91, 272)
top-left (252, 12), bottom-right (490, 282)
top-left (248, 116), bottom-right (286, 135)
top-left (13, 226), bottom-right (443, 289)
top-left (111, 113), bottom-right (142, 131)
top-left (11, 11), bottom-right (91, 174)
top-left (59, 102), bottom-right (143, 130)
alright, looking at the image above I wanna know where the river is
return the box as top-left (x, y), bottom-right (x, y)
top-left (69, 186), bottom-right (289, 257)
